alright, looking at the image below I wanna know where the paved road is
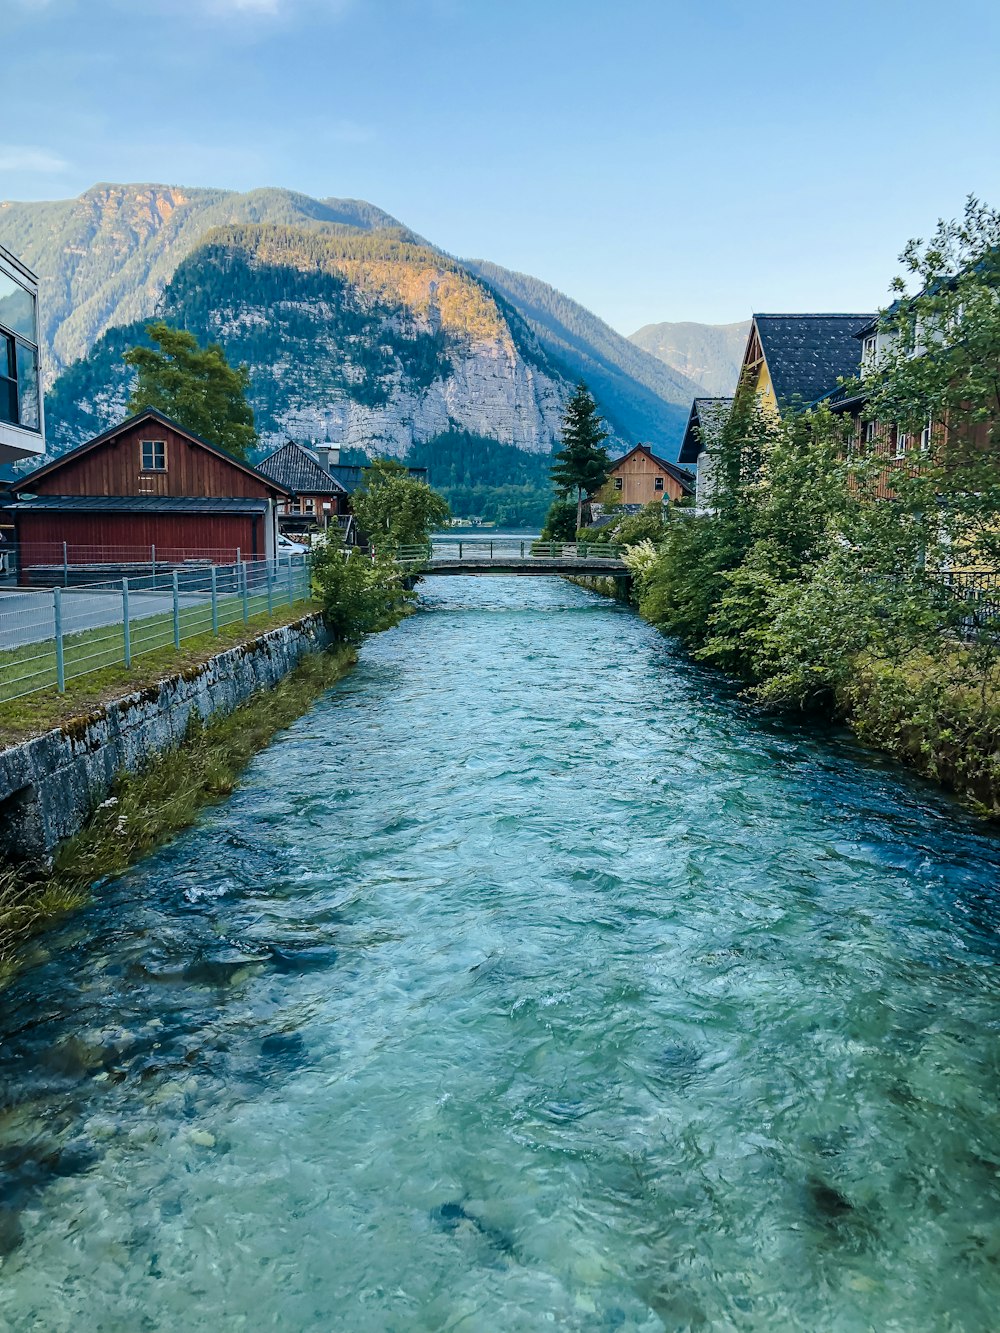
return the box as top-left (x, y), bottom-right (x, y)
top-left (0, 588), bottom-right (208, 650)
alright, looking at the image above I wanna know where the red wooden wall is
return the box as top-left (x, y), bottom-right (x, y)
top-left (31, 422), bottom-right (274, 500)
top-left (17, 512), bottom-right (261, 562)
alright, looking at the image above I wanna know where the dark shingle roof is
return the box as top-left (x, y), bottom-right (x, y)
top-left (10, 495), bottom-right (270, 513)
top-left (754, 314), bottom-right (875, 408)
top-left (257, 441), bottom-right (348, 496)
top-left (678, 397), bottom-right (734, 463)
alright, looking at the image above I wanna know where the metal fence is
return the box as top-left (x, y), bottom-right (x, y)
top-left (0, 556), bottom-right (312, 704)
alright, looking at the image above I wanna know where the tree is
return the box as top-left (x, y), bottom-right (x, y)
top-left (311, 535), bottom-right (411, 643)
top-left (551, 383), bottom-right (611, 531)
top-left (349, 458), bottom-right (451, 548)
top-left (125, 321), bottom-right (257, 460)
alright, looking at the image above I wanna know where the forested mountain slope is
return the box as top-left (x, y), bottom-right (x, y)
top-left (1, 182), bottom-right (701, 462)
top-left (0, 183), bottom-right (411, 381)
top-left (463, 259), bottom-right (698, 445)
top-left (628, 319), bottom-right (750, 396)
top-left (43, 225), bottom-right (569, 457)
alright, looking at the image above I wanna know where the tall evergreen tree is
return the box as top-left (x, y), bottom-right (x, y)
top-left (125, 321), bottom-right (257, 460)
top-left (551, 383), bottom-right (610, 532)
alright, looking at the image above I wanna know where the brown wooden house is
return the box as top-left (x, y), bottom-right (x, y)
top-left (604, 444), bottom-right (695, 505)
top-left (257, 440), bottom-right (348, 533)
top-left (10, 408), bottom-right (290, 575)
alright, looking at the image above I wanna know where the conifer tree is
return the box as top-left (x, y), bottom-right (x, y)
top-left (125, 321), bottom-right (257, 459)
top-left (551, 383), bottom-right (611, 532)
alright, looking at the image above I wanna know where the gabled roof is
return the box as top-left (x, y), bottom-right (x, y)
top-left (257, 440), bottom-right (348, 496)
top-left (608, 444), bottom-right (696, 495)
top-left (678, 397), bottom-right (734, 464)
top-left (751, 314), bottom-right (875, 408)
top-left (13, 408), bottom-right (291, 497)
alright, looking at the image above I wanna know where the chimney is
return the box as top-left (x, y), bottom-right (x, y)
top-left (314, 442), bottom-right (341, 471)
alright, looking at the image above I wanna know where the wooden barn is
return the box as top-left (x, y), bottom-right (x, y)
top-left (604, 444), bottom-right (695, 506)
top-left (10, 408), bottom-right (290, 576)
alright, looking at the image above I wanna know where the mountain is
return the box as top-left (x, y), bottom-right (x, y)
top-left (0, 182), bottom-right (700, 467)
top-left (0, 183), bottom-right (412, 384)
top-left (628, 319), bottom-right (750, 397)
top-left (41, 224), bottom-right (572, 457)
top-left (464, 260), bottom-right (698, 446)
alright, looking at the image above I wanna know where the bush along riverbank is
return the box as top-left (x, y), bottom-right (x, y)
top-left (609, 206), bottom-right (1000, 813)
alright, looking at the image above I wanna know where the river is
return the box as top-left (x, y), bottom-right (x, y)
top-left (0, 576), bottom-right (999, 1331)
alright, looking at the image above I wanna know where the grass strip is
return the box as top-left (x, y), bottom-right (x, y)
top-left (0, 603), bottom-right (320, 746)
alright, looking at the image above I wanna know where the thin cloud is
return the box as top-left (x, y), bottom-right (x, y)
top-left (0, 147), bottom-right (69, 173)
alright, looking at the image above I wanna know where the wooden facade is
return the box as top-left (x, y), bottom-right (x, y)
top-left (604, 445), bottom-right (694, 506)
top-left (24, 418), bottom-right (277, 500)
top-left (12, 409), bottom-right (289, 570)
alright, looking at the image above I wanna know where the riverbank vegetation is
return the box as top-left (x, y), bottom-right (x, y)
top-left (0, 647), bottom-right (356, 974)
top-left (631, 201), bottom-right (1000, 812)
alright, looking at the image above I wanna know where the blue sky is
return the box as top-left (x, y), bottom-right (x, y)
top-left (3, 0), bottom-right (999, 333)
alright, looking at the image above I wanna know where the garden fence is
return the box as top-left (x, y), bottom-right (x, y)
top-left (0, 556), bottom-right (311, 704)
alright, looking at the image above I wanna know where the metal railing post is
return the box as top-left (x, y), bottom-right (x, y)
top-left (241, 561), bottom-right (249, 623)
top-left (53, 586), bottom-right (65, 692)
top-left (211, 565), bottom-right (219, 634)
top-left (266, 560), bottom-right (274, 615)
top-left (122, 577), bottom-right (131, 667)
top-left (520, 541), bottom-right (525, 557)
top-left (459, 540), bottom-right (463, 560)
top-left (62, 541), bottom-right (68, 587)
top-left (172, 570), bottom-right (180, 648)
top-left (287, 559), bottom-right (294, 607)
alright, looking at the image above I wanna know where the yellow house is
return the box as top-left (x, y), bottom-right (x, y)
top-left (738, 314), bottom-right (875, 415)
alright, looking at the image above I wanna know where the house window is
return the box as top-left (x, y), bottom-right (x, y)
top-left (862, 334), bottom-right (877, 369)
top-left (895, 431), bottom-right (909, 459)
top-left (920, 419), bottom-right (933, 451)
top-left (0, 260), bottom-right (41, 434)
top-left (140, 439), bottom-right (166, 471)
top-left (864, 420), bottom-right (877, 445)
top-left (613, 477), bottom-right (623, 490)
top-left (654, 476), bottom-right (664, 491)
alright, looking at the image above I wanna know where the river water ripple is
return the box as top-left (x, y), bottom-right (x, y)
top-left (0, 577), bottom-right (999, 1331)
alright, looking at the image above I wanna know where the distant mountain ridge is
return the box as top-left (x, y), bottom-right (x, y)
top-left (628, 319), bottom-right (750, 397)
top-left (0, 181), bottom-right (701, 462)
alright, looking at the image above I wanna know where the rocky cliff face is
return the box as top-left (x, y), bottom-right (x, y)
top-left (43, 228), bottom-right (573, 457)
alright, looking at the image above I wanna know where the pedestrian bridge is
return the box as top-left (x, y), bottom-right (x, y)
top-left (388, 539), bottom-right (629, 578)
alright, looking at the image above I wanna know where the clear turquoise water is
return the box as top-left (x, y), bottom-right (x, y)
top-left (1, 577), bottom-right (999, 1332)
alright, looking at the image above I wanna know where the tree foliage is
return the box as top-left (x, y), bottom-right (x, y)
top-left (640, 198), bottom-right (1000, 759)
top-left (551, 383), bottom-right (611, 531)
top-left (310, 538), bottom-right (411, 644)
top-left (125, 321), bottom-right (257, 459)
top-left (349, 458), bottom-right (451, 548)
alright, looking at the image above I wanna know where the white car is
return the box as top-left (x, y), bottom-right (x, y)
top-left (276, 533), bottom-right (309, 555)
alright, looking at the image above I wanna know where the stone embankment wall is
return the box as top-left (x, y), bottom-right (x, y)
top-left (0, 615), bottom-right (329, 866)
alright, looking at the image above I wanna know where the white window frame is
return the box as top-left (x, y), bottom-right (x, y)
top-left (920, 419), bottom-right (933, 452)
top-left (613, 476), bottom-right (623, 490)
top-left (140, 438), bottom-right (167, 472)
top-left (895, 430), bottom-right (909, 459)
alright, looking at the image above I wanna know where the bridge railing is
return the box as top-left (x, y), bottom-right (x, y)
top-left (381, 539), bottom-right (626, 564)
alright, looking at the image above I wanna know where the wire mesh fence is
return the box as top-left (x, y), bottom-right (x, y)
top-left (0, 556), bottom-right (312, 704)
